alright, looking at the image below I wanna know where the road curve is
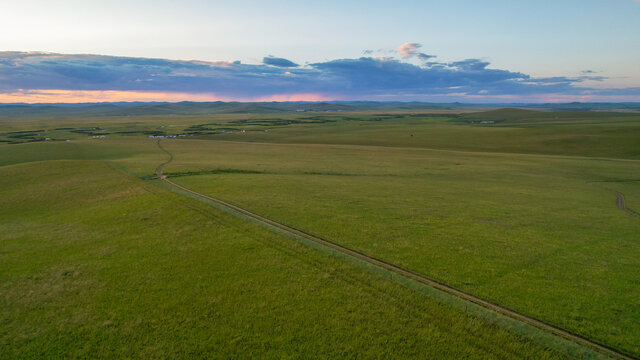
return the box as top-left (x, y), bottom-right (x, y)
top-left (615, 192), bottom-right (640, 218)
top-left (155, 139), bottom-right (173, 179)
top-left (587, 181), bottom-right (640, 219)
top-left (154, 139), bottom-right (635, 360)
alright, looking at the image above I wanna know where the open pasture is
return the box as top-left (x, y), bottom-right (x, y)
top-left (2, 107), bottom-right (639, 358)
top-left (0, 160), bottom-right (566, 359)
top-left (163, 137), bottom-right (640, 357)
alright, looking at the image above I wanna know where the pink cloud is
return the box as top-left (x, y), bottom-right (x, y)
top-left (397, 43), bottom-right (422, 58)
top-left (396, 43), bottom-right (435, 61)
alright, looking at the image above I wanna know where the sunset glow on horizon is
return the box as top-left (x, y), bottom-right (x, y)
top-left (0, 89), bottom-right (332, 104)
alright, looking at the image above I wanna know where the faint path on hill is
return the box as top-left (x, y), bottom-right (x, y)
top-left (587, 181), bottom-right (640, 219)
top-left (151, 139), bottom-right (634, 360)
top-left (155, 139), bottom-right (173, 179)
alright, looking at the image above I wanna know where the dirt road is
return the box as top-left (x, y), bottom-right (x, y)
top-left (587, 181), bottom-right (640, 219)
top-left (155, 139), bottom-right (173, 179)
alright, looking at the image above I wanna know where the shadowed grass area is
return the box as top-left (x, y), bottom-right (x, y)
top-left (0, 160), bottom-right (564, 359)
top-left (0, 137), bottom-right (165, 176)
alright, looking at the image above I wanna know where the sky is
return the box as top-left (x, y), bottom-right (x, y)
top-left (1, 0), bottom-right (639, 103)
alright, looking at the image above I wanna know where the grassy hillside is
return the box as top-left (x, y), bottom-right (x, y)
top-left (2, 107), bottom-right (639, 358)
top-left (0, 101), bottom-right (465, 117)
top-left (163, 139), bottom-right (640, 357)
top-left (0, 160), bottom-right (563, 359)
top-left (0, 137), bottom-right (163, 175)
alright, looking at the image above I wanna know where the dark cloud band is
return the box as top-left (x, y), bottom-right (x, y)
top-left (0, 51), bottom-right (636, 99)
top-left (263, 56), bottom-right (299, 67)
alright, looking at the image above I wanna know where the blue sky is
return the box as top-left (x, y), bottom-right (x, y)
top-left (1, 0), bottom-right (639, 103)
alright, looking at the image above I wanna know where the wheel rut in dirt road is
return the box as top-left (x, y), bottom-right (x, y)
top-left (587, 181), bottom-right (640, 219)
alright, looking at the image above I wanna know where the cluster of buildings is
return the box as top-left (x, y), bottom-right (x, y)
top-left (147, 134), bottom-right (190, 139)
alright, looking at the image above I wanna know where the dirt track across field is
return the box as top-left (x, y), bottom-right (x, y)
top-left (587, 181), bottom-right (640, 219)
top-left (152, 139), bottom-right (635, 360)
top-left (155, 139), bottom-right (173, 179)
top-left (614, 191), bottom-right (640, 218)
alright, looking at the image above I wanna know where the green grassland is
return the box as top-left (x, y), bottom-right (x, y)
top-left (2, 107), bottom-right (640, 358)
top-left (2, 108), bottom-right (639, 159)
top-left (0, 160), bottom-right (563, 359)
top-left (164, 139), bottom-right (640, 357)
top-left (187, 109), bottom-right (640, 159)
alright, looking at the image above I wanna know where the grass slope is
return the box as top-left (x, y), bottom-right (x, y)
top-left (164, 139), bottom-right (640, 357)
top-left (2, 108), bottom-right (639, 357)
top-left (0, 160), bottom-right (562, 359)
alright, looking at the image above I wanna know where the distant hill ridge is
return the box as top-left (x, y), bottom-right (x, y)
top-left (0, 101), bottom-right (638, 117)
